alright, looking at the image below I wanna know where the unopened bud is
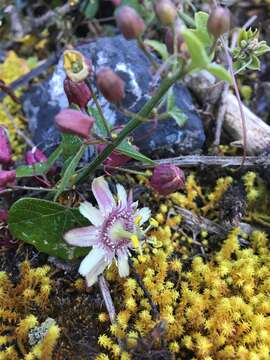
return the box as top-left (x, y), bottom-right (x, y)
top-left (25, 147), bottom-right (48, 166)
top-left (154, 0), bottom-right (177, 26)
top-left (63, 50), bottom-right (92, 82)
top-left (116, 5), bottom-right (145, 40)
top-left (96, 68), bottom-right (125, 103)
top-left (111, 0), bottom-right (121, 5)
top-left (55, 109), bottom-right (94, 139)
top-left (97, 144), bottom-right (131, 168)
top-left (207, 6), bottom-right (230, 38)
top-left (150, 164), bottom-right (185, 196)
top-left (0, 170), bottom-right (16, 189)
top-left (0, 127), bottom-right (12, 165)
top-left (64, 78), bottom-right (92, 109)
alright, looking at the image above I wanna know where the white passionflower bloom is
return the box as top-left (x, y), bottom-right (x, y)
top-left (64, 176), bottom-right (151, 287)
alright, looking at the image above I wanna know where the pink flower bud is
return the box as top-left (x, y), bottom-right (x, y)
top-left (55, 109), bottom-right (95, 139)
top-left (116, 5), bottom-right (145, 40)
top-left (154, 0), bottom-right (177, 26)
top-left (0, 127), bottom-right (12, 165)
top-left (64, 78), bottom-right (92, 109)
top-left (0, 170), bottom-right (16, 189)
top-left (207, 6), bottom-right (230, 38)
top-left (25, 147), bottom-right (48, 165)
top-left (97, 144), bottom-right (131, 168)
top-left (150, 164), bottom-right (185, 196)
top-left (111, 0), bottom-right (121, 6)
top-left (0, 209), bottom-right (8, 223)
top-left (96, 68), bottom-right (125, 103)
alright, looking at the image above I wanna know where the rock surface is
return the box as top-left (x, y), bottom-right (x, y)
top-left (23, 35), bottom-right (205, 158)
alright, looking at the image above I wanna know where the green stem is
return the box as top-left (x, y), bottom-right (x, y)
top-left (76, 70), bottom-right (181, 184)
top-left (137, 37), bottom-right (159, 71)
top-left (86, 79), bottom-right (112, 139)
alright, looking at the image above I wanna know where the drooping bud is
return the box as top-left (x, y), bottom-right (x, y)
top-left (110, 0), bottom-right (121, 6)
top-left (63, 50), bottom-right (92, 82)
top-left (0, 127), bottom-right (12, 165)
top-left (150, 164), bottom-right (185, 196)
top-left (154, 0), bottom-right (177, 26)
top-left (97, 144), bottom-right (131, 168)
top-left (64, 77), bottom-right (92, 109)
top-left (116, 5), bottom-right (145, 40)
top-left (0, 170), bottom-right (16, 189)
top-left (25, 147), bottom-right (48, 166)
top-left (96, 68), bottom-right (125, 103)
top-left (207, 6), bottom-right (230, 38)
top-left (55, 109), bottom-right (94, 139)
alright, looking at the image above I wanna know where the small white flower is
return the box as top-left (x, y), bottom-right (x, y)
top-left (64, 176), bottom-right (150, 286)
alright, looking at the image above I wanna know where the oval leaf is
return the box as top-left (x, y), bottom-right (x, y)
top-left (8, 198), bottom-right (90, 260)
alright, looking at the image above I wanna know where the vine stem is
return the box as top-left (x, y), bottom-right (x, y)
top-left (76, 70), bottom-right (181, 184)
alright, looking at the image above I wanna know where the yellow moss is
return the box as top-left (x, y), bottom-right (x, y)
top-left (40, 324), bottom-right (60, 360)
top-left (0, 51), bottom-right (35, 159)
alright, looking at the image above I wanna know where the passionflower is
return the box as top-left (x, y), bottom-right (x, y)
top-left (63, 50), bottom-right (92, 82)
top-left (64, 176), bottom-right (151, 286)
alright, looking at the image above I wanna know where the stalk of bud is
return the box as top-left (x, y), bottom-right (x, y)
top-left (55, 109), bottom-right (94, 139)
top-left (25, 147), bottom-right (48, 166)
top-left (96, 68), bottom-right (125, 103)
top-left (63, 50), bottom-right (92, 82)
top-left (165, 20), bottom-right (184, 54)
top-left (0, 170), bottom-right (16, 189)
top-left (0, 127), bottom-right (12, 165)
top-left (207, 6), bottom-right (231, 38)
top-left (116, 6), bottom-right (145, 40)
top-left (150, 164), bottom-right (185, 196)
top-left (64, 78), bottom-right (92, 109)
top-left (154, 0), bottom-right (177, 26)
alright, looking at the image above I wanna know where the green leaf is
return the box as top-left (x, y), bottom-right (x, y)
top-left (166, 87), bottom-right (175, 112)
top-left (81, 0), bottom-right (99, 19)
top-left (206, 63), bottom-right (232, 83)
top-left (191, 11), bottom-right (213, 48)
top-left (182, 28), bottom-right (210, 70)
top-left (117, 141), bottom-right (155, 165)
top-left (168, 107), bottom-right (188, 128)
top-left (247, 55), bottom-right (260, 71)
top-left (88, 106), bottom-right (110, 137)
top-left (144, 39), bottom-right (169, 61)
top-left (16, 146), bottom-right (62, 178)
top-left (54, 144), bottom-right (87, 200)
top-left (61, 134), bottom-right (82, 161)
top-left (8, 198), bottom-right (89, 260)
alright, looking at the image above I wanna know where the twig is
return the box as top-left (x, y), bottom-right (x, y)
top-left (126, 155), bottom-right (270, 169)
top-left (32, 3), bottom-right (77, 28)
top-left (0, 186), bottom-right (55, 195)
top-left (137, 37), bottom-right (159, 71)
top-left (1, 103), bottom-right (35, 148)
top-left (128, 258), bottom-right (160, 320)
top-left (213, 82), bottom-right (229, 148)
top-left (0, 55), bottom-right (58, 102)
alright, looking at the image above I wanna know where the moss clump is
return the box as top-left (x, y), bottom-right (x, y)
top-left (0, 261), bottom-right (60, 359)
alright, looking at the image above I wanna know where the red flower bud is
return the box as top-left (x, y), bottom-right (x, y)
top-left (55, 109), bottom-right (94, 139)
top-left (96, 68), bottom-right (125, 103)
top-left (154, 0), bottom-right (177, 26)
top-left (0, 209), bottom-right (8, 223)
top-left (0, 127), bottom-right (12, 165)
top-left (25, 147), bottom-right (48, 166)
top-left (116, 5), bottom-right (145, 40)
top-left (0, 170), bottom-right (16, 189)
top-left (96, 144), bottom-right (131, 168)
top-left (150, 164), bottom-right (185, 196)
top-left (207, 6), bottom-right (230, 38)
top-left (64, 78), bottom-right (92, 109)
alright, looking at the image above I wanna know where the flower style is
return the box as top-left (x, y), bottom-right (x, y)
top-left (64, 177), bottom-right (150, 286)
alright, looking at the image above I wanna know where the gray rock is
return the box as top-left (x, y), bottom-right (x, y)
top-left (23, 35), bottom-right (205, 158)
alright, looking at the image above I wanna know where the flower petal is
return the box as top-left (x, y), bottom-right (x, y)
top-left (79, 201), bottom-right (104, 226)
top-left (92, 176), bottom-right (115, 215)
top-left (117, 253), bottom-right (130, 277)
top-left (64, 226), bottom-right (98, 247)
top-left (117, 184), bottom-right (127, 207)
top-left (79, 247), bottom-right (107, 277)
top-left (135, 207), bottom-right (151, 225)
